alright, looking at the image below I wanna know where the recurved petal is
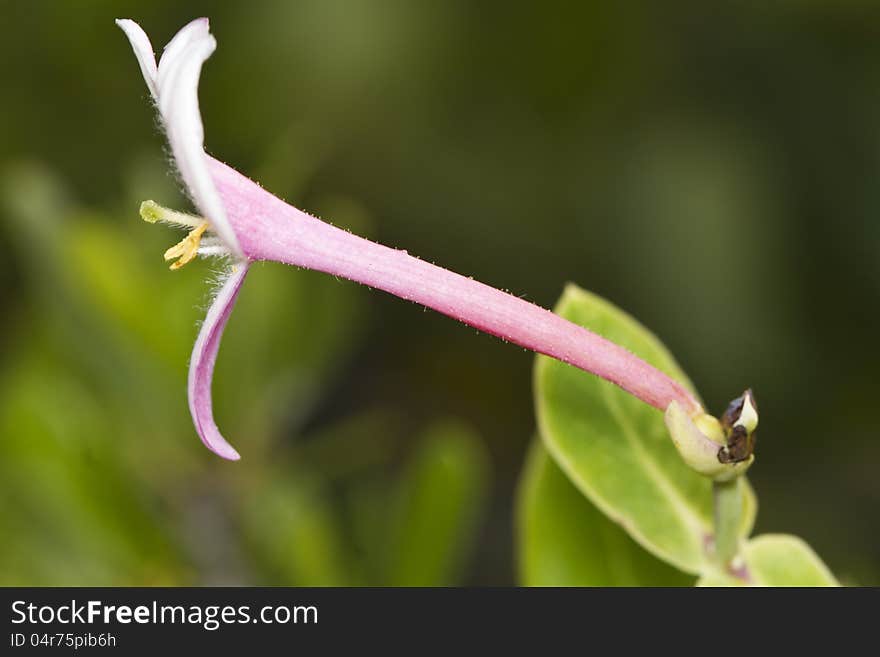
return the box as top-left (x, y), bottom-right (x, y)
top-left (154, 19), bottom-right (242, 256)
top-left (157, 17), bottom-right (210, 89)
top-left (188, 263), bottom-right (250, 460)
top-left (115, 19), bottom-right (159, 98)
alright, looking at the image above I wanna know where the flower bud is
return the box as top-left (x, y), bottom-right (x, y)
top-left (665, 395), bottom-right (756, 482)
top-left (718, 389), bottom-right (758, 465)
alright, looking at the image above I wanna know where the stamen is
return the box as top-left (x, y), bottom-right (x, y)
top-left (164, 221), bottom-right (209, 270)
top-left (138, 200), bottom-right (228, 270)
top-left (140, 200), bottom-right (204, 229)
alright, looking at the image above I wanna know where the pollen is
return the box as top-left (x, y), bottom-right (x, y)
top-left (164, 221), bottom-right (209, 270)
top-left (139, 200), bottom-right (214, 270)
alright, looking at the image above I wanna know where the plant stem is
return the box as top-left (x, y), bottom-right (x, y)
top-left (712, 479), bottom-right (742, 567)
top-left (208, 157), bottom-right (704, 416)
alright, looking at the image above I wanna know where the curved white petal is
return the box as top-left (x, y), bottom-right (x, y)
top-left (117, 18), bottom-right (242, 256)
top-left (156, 21), bottom-right (241, 255)
top-left (188, 263), bottom-right (250, 460)
top-left (115, 19), bottom-right (158, 99)
top-left (157, 17), bottom-right (210, 88)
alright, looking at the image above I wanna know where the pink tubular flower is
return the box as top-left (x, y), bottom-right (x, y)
top-left (117, 18), bottom-right (703, 461)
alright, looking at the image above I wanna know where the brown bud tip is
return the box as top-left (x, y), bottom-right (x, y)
top-left (717, 389), bottom-right (758, 464)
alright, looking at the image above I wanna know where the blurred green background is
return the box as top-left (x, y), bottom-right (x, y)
top-left (1, 0), bottom-right (878, 585)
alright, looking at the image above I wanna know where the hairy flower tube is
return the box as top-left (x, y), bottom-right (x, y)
top-left (117, 18), bottom-right (753, 468)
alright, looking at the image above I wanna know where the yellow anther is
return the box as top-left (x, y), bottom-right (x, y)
top-left (138, 200), bottom-right (216, 270)
top-left (164, 221), bottom-right (209, 270)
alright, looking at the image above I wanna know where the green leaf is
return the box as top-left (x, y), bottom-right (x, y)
top-left (697, 534), bottom-right (838, 586)
top-left (743, 535), bottom-right (838, 586)
top-left (238, 476), bottom-right (352, 586)
top-left (694, 571), bottom-right (744, 587)
top-left (387, 421), bottom-right (489, 586)
top-left (0, 354), bottom-right (183, 585)
top-left (535, 284), bottom-right (756, 574)
top-left (518, 441), bottom-right (693, 586)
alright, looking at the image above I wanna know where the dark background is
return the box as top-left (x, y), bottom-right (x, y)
top-left (1, 0), bottom-right (877, 585)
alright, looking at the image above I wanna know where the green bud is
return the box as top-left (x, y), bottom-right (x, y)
top-left (665, 400), bottom-right (754, 482)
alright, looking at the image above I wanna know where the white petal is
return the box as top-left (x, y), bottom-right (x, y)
top-left (154, 20), bottom-right (242, 255)
top-left (115, 19), bottom-right (159, 99)
top-left (157, 17), bottom-right (210, 87)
